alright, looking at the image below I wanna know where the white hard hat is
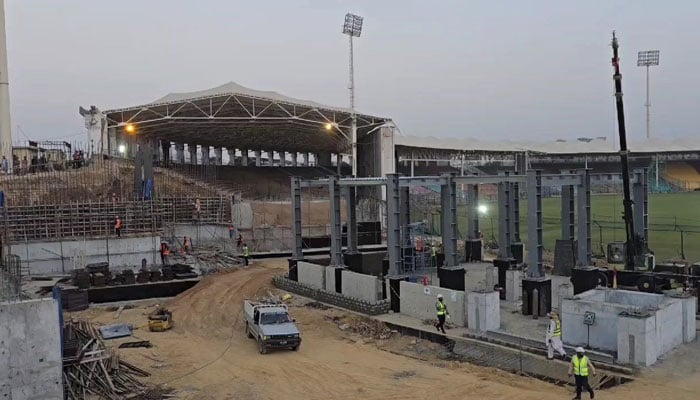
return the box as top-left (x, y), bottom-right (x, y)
top-left (576, 347), bottom-right (585, 353)
top-left (437, 294), bottom-right (443, 299)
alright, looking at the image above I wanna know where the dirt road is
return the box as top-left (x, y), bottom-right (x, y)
top-left (76, 259), bottom-right (700, 400)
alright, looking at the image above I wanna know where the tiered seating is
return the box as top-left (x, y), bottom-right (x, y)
top-left (663, 162), bottom-right (700, 190)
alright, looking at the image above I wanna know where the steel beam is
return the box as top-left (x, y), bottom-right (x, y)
top-left (329, 176), bottom-right (343, 266)
top-left (440, 174), bottom-right (458, 267)
top-left (512, 182), bottom-right (521, 242)
top-left (576, 169), bottom-right (592, 266)
top-left (291, 176), bottom-right (303, 259)
top-left (386, 173), bottom-right (402, 276)
top-left (346, 186), bottom-right (358, 253)
top-left (297, 174), bottom-right (529, 188)
top-left (527, 170), bottom-right (544, 278)
top-left (561, 185), bottom-right (575, 241)
top-left (467, 184), bottom-right (479, 239)
top-left (498, 180), bottom-right (512, 258)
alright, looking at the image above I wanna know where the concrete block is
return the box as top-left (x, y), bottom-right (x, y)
top-left (681, 296), bottom-right (697, 343)
top-left (655, 300), bottom-right (683, 355)
top-left (325, 266), bottom-right (342, 293)
top-left (0, 298), bottom-right (63, 399)
top-left (467, 291), bottom-right (500, 332)
top-left (399, 281), bottom-right (466, 327)
top-left (297, 261), bottom-right (325, 289)
top-left (341, 270), bottom-right (381, 302)
top-left (553, 280), bottom-right (573, 314)
top-left (464, 263), bottom-right (497, 292)
top-left (617, 313), bottom-right (657, 367)
top-left (505, 269), bottom-right (522, 302)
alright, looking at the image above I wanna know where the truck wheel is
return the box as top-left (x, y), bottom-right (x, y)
top-left (637, 275), bottom-right (654, 293)
top-left (246, 323), bottom-right (253, 339)
top-left (258, 338), bottom-right (267, 354)
top-left (292, 343), bottom-right (300, 352)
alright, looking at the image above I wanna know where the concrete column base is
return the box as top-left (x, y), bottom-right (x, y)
top-left (467, 290), bottom-right (500, 332)
top-left (505, 269), bottom-right (522, 302)
top-left (617, 313), bottom-right (657, 366)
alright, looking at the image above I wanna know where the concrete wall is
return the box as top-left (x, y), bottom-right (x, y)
top-left (681, 296), bottom-right (697, 343)
top-left (550, 274), bottom-right (573, 313)
top-left (655, 300), bottom-right (683, 355)
top-left (341, 270), bottom-right (381, 302)
top-left (297, 261), bottom-right (325, 289)
top-left (399, 281), bottom-right (466, 327)
top-left (9, 235), bottom-right (160, 275)
top-left (561, 290), bottom-right (630, 351)
top-left (0, 298), bottom-right (63, 399)
top-left (505, 269), bottom-right (522, 302)
top-left (617, 313), bottom-right (657, 366)
top-left (325, 266), bottom-right (341, 293)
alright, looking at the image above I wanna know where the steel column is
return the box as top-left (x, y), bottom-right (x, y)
top-left (467, 184), bottom-right (479, 239)
top-left (561, 185), bottom-right (575, 240)
top-left (576, 169), bottom-right (592, 266)
top-left (386, 173), bottom-right (402, 276)
top-left (291, 176), bottom-right (303, 259)
top-left (441, 174), bottom-right (458, 267)
top-left (527, 170), bottom-right (544, 278)
top-left (346, 186), bottom-right (358, 253)
top-left (498, 180), bottom-right (512, 258)
top-left (400, 186), bottom-right (410, 229)
top-left (511, 181), bottom-right (520, 242)
top-left (329, 176), bottom-right (343, 266)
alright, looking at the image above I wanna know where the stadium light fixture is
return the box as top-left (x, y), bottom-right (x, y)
top-left (125, 123), bottom-right (136, 134)
top-left (325, 123), bottom-right (333, 131)
top-left (478, 205), bottom-right (488, 215)
top-left (118, 144), bottom-right (126, 154)
top-left (342, 12), bottom-right (363, 177)
top-left (637, 50), bottom-right (660, 140)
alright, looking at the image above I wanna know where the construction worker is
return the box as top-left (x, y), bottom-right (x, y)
top-left (160, 242), bottom-right (171, 265)
top-left (568, 347), bottom-right (596, 400)
top-left (183, 236), bottom-right (191, 254)
top-left (431, 243), bottom-right (438, 268)
top-left (114, 216), bottom-right (122, 238)
top-left (229, 223), bottom-right (235, 239)
top-left (434, 294), bottom-right (449, 334)
top-left (237, 233), bottom-right (243, 249)
top-left (242, 243), bottom-right (250, 266)
top-left (546, 311), bottom-right (567, 360)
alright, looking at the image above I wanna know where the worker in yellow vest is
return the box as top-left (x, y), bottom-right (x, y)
top-left (242, 243), bottom-right (250, 267)
top-left (434, 294), bottom-right (449, 334)
top-left (568, 347), bottom-right (596, 399)
top-left (546, 311), bottom-right (567, 360)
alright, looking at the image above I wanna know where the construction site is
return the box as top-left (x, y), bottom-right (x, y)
top-left (3, 4), bottom-right (700, 400)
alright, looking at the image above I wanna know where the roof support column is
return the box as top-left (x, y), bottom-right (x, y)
top-left (291, 152), bottom-right (298, 167)
top-left (386, 173), bottom-right (402, 276)
top-left (346, 186), bottom-right (358, 253)
top-left (268, 150), bottom-right (275, 167)
top-left (174, 143), bottom-right (185, 164)
top-left (467, 183), bottom-right (479, 239)
top-left (527, 170), bottom-right (544, 278)
top-left (498, 173), bottom-right (512, 258)
top-left (329, 176), bottom-right (343, 266)
top-left (255, 150), bottom-right (261, 167)
top-left (441, 173), bottom-right (458, 267)
top-left (213, 147), bottom-right (222, 165)
top-left (188, 144), bottom-right (197, 164)
top-left (577, 169), bottom-right (592, 266)
top-left (201, 146), bottom-right (210, 165)
top-left (291, 176), bottom-right (303, 260)
top-left (241, 149), bottom-right (248, 166)
top-left (227, 148), bottom-right (236, 166)
top-left (561, 185), bottom-right (575, 241)
top-left (511, 181), bottom-right (521, 243)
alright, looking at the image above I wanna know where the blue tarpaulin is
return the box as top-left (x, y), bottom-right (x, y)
top-left (99, 324), bottom-right (133, 340)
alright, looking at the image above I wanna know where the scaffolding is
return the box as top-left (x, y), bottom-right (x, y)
top-left (401, 222), bottom-right (428, 276)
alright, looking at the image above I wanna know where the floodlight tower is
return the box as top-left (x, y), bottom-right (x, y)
top-left (343, 13), bottom-right (363, 177)
top-left (637, 50), bottom-right (660, 140)
top-left (0, 0), bottom-right (12, 162)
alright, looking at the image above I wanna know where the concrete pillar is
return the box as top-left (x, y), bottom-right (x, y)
top-left (467, 291), bottom-right (501, 332)
top-left (505, 269), bottom-right (522, 302)
top-left (227, 148), bottom-right (236, 166)
top-left (268, 150), bottom-right (275, 166)
top-left (188, 144), bottom-right (197, 164)
top-left (201, 146), bottom-right (210, 165)
top-left (213, 147), bottom-right (222, 165)
top-left (561, 185), bottom-right (575, 240)
top-left (175, 143), bottom-right (185, 164)
top-left (255, 150), bottom-right (261, 167)
top-left (291, 152), bottom-right (298, 167)
top-left (241, 149), bottom-right (248, 166)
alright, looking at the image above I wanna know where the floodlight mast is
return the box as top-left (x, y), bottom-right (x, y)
top-left (0, 0), bottom-right (12, 162)
top-left (637, 50), bottom-right (660, 140)
top-left (343, 13), bottom-right (363, 177)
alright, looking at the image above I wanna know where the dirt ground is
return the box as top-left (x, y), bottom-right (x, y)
top-left (73, 259), bottom-right (700, 400)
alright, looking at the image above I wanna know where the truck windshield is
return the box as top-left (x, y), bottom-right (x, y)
top-left (260, 312), bottom-right (291, 325)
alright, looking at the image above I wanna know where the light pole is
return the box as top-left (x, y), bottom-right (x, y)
top-left (342, 13), bottom-right (363, 177)
top-left (0, 0), bottom-right (13, 163)
top-left (637, 50), bottom-right (660, 140)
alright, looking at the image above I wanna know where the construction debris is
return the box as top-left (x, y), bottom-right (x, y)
top-left (327, 315), bottom-right (396, 340)
top-left (119, 341), bottom-right (153, 349)
top-left (63, 320), bottom-right (151, 399)
top-left (99, 323), bottom-right (133, 339)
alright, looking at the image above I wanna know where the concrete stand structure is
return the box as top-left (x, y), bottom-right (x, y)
top-left (467, 290), bottom-right (501, 332)
top-left (0, 298), bottom-right (64, 399)
top-left (561, 288), bottom-right (696, 366)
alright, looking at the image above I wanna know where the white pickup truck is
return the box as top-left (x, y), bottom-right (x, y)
top-left (244, 300), bottom-right (301, 354)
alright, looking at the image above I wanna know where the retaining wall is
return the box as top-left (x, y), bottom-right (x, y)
top-left (273, 276), bottom-right (389, 315)
top-left (9, 235), bottom-right (160, 275)
top-left (342, 270), bottom-right (382, 302)
top-left (297, 261), bottom-right (326, 289)
top-left (399, 281), bottom-right (466, 326)
top-left (0, 298), bottom-right (63, 399)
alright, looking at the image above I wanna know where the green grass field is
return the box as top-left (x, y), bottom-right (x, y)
top-left (437, 192), bottom-right (700, 263)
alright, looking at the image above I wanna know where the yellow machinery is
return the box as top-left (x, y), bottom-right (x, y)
top-left (148, 308), bottom-right (173, 332)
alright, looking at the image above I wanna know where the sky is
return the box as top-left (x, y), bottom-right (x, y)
top-left (4, 0), bottom-right (699, 144)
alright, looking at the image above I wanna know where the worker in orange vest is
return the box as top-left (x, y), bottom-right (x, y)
top-left (183, 236), bottom-right (191, 254)
top-left (160, 242), bottom-right (171, 265)
top-left (114, 216), bottom-right (122, 238)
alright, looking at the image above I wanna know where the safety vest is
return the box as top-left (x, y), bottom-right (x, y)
top-left (163, 248), bottom-right (170, 256)
top-left (115, 219), bottom-right (122, 229)
top-left (431, 247), bottom-right (437, 257)
top-left (553, 320), bottom-right (561, 337)
top-left (243, 246), bottom-right (249, 257)
top-left (436, 301), bottom-right (446, 316)
top-left (572, 355), bottom-right (589, 377)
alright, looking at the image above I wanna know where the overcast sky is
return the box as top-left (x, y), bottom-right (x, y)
top-left (4, 0), bottom-right (699, 143)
